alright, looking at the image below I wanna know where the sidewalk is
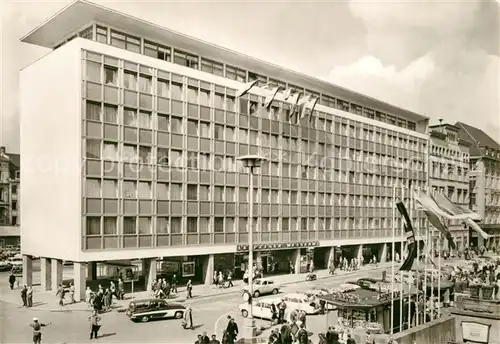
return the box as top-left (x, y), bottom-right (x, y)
top-left (0, 262), bottom-right (393, 312)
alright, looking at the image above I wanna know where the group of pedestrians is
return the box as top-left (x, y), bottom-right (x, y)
top-left (212, 270), bottom-right (234, 288)
top-left (20, 284), bottom-right (34, 308)
top-left (84, 279), bottom-right (125, 312)
top-left (194, 332), bottom-right (221, 344)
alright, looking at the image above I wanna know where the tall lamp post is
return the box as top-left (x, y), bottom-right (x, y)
top-left (237, 154), bottom-right (266, 342)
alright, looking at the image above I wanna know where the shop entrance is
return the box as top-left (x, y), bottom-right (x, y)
top-left (313, 247), bottom-right (330, 269)
top-left (262, 249), bottom-right (296, 275)
top-left (157, 255), bottom-right (205, 285)
top-left (362, 244), bottom-right (383, 264)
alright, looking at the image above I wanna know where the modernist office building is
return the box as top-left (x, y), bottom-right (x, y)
top-left (428, 123), bottom-right (471, 251)
top-left (456, 122), bottom-right (500, 248)
top-left (20, 0), bottom-right (429, 299)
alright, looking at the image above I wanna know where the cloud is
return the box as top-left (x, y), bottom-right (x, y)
top-left (324, 0), bottom-right (500, 142)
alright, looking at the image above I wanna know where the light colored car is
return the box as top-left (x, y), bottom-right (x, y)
top-left (242, 278), bottom-right (280, 298)
top-left (278, 293), bottom-right (321, 315)
top-left (239, 300), bottom-right (277, 320)
top-left (9, 256), bottom-right (22, 267)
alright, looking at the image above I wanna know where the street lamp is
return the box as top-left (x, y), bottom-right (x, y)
top-left (237, 154), bottom-right (266, 341)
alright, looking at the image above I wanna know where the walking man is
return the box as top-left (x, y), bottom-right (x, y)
top-left (186, 279), bottom-right (193, 299)
top-left (9, 273), bottom-right (16, 290)
top-left (88, 310), bottom-right (102, 339)
top-left (30, 317), bottom-right (50, 344)
top-left (27, 286), bottom-right (34, 308)
top-left (227, 271), bottom-right (233, 287)
top-left (56, 284), bottom-right (65, 306)
top-left (69, 283), bottom-right (75, 304)
top-left (171, 274), bottom-right (178, 294)
top-left (21, 285), bottom-right (28, 307)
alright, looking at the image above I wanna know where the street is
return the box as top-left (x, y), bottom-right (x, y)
top-left (0, 267), bottom-right (390, 344)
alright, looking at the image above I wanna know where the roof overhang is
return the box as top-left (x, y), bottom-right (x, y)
top-left (21, 0), bottom-right (429, 123)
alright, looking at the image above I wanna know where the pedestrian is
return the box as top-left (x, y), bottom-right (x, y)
top-left (103, 288), bottom-right (111, 310)
top-left (27, 286), bottom-right (34, 308)
top-left (118, 278), bottom-right (124, 300)
top-left (30, 317), bottom-right (50, 344)
top-left (213, 271), bottom-right (218, 286)
top-left (9, 273), bottom-right (16, 290)
top-left (88, 310), bottom-right (102, 339)
top-left (171, 274), bottom-right (178, 293)
top-left (346, 334), bottom-right (356, 344)
top-left (268, 329), bottom-right (280, 344)
top-left (202, 331), bottom-right (210, 344)
top-left (270, 303), bottom-right (278, 325)
top-left (297, 324), bottom-right (308, 344)
top-left (93, 291), bottom-right (103, 312)
top-left (218, 272), bottom-right (224, 288)
top-left (227, 271), bottom-right (233, 287)
top-left (21, 285), bottom-right (28, 307)
top-left (278, 299), bottom-right (287, 324)
top-left (56, 284), bottom-right (65, 306)
top-left (195, 334), bottom-right (203, 344)
top-left (182, 305), bottom-right (193, 330)
top-left (210, 334), bottom-right (220, 344)
top-left (280, 324), bottom-right (292, 344)
top-left (68, 283), bottom-right (75, 304)
top-left (222, 330), bottom-right (230, 344)
top-left (110, 281), bottom-right (117, 299)
top-left (186, 279), bottom-right (193, 299)
top-left (85, 287), bottom-right (92, 306)
top-left (226, 316), bottom-right (238, 344)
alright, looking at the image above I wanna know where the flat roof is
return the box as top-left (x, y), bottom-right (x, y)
top-left (20, 0), bottom-right (429, 123)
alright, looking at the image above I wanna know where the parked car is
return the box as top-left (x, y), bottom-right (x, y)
top-left (9, 256), bottom-right (22, 268)
top-left (242, 278), bottom-right (280, 298)
top-left (126, 298), bottom-right (185, 323)
top-left (0, 261), bottom-right (12, 272)
top-left (239, 300), bottom-right (278, 320)
top-left (277, 293), bottom-right (321, 315)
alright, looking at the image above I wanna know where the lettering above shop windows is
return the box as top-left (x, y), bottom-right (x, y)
top-left (237, 241), bottom-right (320, 252)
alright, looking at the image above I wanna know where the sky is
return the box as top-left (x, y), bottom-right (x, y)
top-left (1, 0), bottom-right (499, 153)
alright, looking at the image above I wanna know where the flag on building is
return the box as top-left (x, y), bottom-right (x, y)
top-left (431, 192), bottom-right (489, 240)
top-left (236, 80), bottom-right (259, 98)
top-left (288, 92), bottom-right (302, 123)
top-left (281, 88), bottom-right (293, 100)
top-left (264, 86), bottom-right (283, 109)
top-left (396, 200), bottom-right (418, 271)
top-left (300, 97), bottom-right (319, 123)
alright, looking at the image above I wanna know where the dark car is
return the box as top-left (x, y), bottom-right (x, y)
top-left (126, 298), bottom-right (185, 323)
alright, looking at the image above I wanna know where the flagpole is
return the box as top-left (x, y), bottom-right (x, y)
top-left (430, 226), bottom-right (435, 322)
top-left (407, 185), bottom-right (413, 329)
top-left (391, 184), bottom-right (396, 336)
top-left (438, 231), bottom-right (442, 318)
top-left (399, 185), bottom-right (404, 332)
top-left (415, 186), bottom-right (420, 327)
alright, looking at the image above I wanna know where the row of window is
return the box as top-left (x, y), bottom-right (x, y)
top-left (430, 144), bottom-right (469, 163)
top-left (84, 138), bottom-right (426, 172)
top-left (85, 179), bottom-right (422, 206)
top-left (84, 215), bottom-right (421, 236)
top-left (72, 32), bottom-right (420, 132)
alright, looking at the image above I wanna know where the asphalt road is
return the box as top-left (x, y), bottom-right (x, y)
top-left (0, 266), bottom-right (390, 344)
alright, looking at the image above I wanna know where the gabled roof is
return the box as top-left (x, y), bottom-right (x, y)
top-left (455, 122), bottom-right (500, 156)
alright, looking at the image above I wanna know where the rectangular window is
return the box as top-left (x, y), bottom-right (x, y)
top-left (187, 120), bottom-right (199, 136)
top-left (104, 66), bottom-right (117, 86)
top-left (239, 187), bottom-right (248, 202)
top-left (225, 187), bottom-right (234, 202)
top-left (200, 58), bottom-right (224, 76)
top-left (187, 87), bottom-right (198, 103)
top-left (86, 61), bottom-right (101, 83)
top-left (199, 185), bottom-right (210, 200)
top-left (103, 217), bottom-right (117, 235)
top-left (103, 104), bottom-right (117, 123)
top-left (123, 217), bottom-right (136, 234)
top-left (103, 142), bottom-right (117, 161)
top-left (158, 114), bottom-right (169, 131)
top-left (199, 89), bottom-right (210, 106)
top-left (170, 217), bottom-right (182, 234)
top-left (138, 111), bottom-right (152, 129)
top-left (138, 217), bottom-right (152, 234)
top-left (226, 65), bottom-right (246, 82)
top-left (214, 186), bottom-right (224, 202)
top-left (171, 117), bottom-right (183, 134)
top-left (158, 80), bottom-right (169, 98)
top-left (138, 146), bottom-right (151, 163)
top-left (171, 82), bottom-right (183, 101)
top-left (170, 183), bottom-right (182, 200)
top-left (225, 217), bottom-right (234, 232)
top-left (123, 145), bottom-right (137, 162)
top-left (144, 40), bottom-right (171, 61)
top-left (86, 217), bottom-right (101, 235)
top-left (102, 180), bottom-right (117, 198)
top-left (138, 182), bottom-right (151, 199)
top-left (187, 217), bottom-right (198, 233)
top-left (86, 139), bottom-right (100, 159)
top-left (124, 108), bottom-right (137, 127)
top-left (174, 50), bottom-right (199, 69)
top-left (86, 179), bottom-right (101, 198)
top-left (200, 122), bottom-right (211, 137)
top-left (110, 30), bottom-right (126, 49)
top-left (214, 125), bottom-right (224, 140)
top-left (86, 101), bottom-right (101, 121)
top-left (123, 181), bottom-right (136, 199)
top-left (156, 183), bottom-right (169, 199)
top-left (157, 217), bottom-right (169, 233)
top-left (157, 148), bottom-right (169, 166)
top-left (124, 71), bottom-right (137, 90)
top-left (239, 218), bottom-right (248, 232)
top-left (170, 150), bottom-right (184, 167)
top-left (96, 26), bottom-right (107, 44)
top-left (214, 217), bottom-right (224, 233)
top-left (139, 75), bottom-right (152, 93)
top-left (187, 184), bottom-right (198, 200)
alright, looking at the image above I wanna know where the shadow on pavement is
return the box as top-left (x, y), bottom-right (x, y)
top-left (98, 332), bottom-right (116, 338)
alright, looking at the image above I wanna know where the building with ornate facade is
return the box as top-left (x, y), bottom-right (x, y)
top-left (19, 0), bottom-right (429, 299)
top-left (0, 146), bottom-right (20, 248)
top-left (456, 122), bottom-right (500, 248)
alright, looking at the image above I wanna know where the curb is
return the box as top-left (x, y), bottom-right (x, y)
top-left (1, 264), bottom-right (392, 312)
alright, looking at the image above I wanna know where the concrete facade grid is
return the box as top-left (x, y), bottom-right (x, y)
top-left (79, 46), bottom-right (428, 252)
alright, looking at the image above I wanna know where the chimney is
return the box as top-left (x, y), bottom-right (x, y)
top-left (0, 146), bottom-right (5, 155)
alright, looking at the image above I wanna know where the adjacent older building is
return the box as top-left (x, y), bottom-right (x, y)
top-left (0, 146), bottom-right (21, 248)
top-left (456, 122), bottom-right (500, 248)
top-left (19, 0), bottom-right (429, 299)
top-left (428, 123), bottom-right (471, 251)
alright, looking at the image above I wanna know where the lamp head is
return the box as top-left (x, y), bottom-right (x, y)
top-left (237, 154), bottom-right (267, 168)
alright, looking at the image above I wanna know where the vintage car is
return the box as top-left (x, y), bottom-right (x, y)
top-left (242, 278), bottom-right (280, 298)
top-left (126, 298), bottom-right (185, 323)
top-left (0, 261), bottom-right (12, 272)
top-left (273, 293), bottom-right (321, 315)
